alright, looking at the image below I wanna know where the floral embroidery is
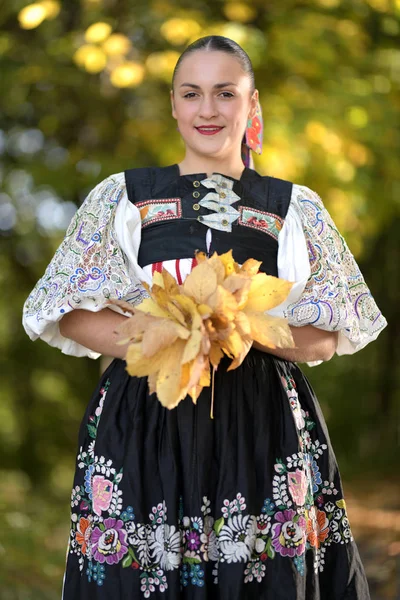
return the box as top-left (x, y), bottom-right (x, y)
top-left (271, 509), bottom-right (306, 557)
top-left (66, 373), bottom-right (355, 595)
top-left (136, 198), bottom-right (182, 227)
top-left (286, 185), bottom-right (387, 349)
top-left (22, 172), bottom-right (148, 346)
top-left (239, 206), bottom-right (284, 240)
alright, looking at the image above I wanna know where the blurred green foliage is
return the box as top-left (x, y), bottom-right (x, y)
top-left (0, 0), bottom-right (399, 597)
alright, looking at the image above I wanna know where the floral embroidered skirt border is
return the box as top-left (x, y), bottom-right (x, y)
top-left (61, 348), bottom-right (370, 599)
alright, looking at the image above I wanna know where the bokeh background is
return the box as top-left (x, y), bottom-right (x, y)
top-left (0, 0), bottom-right (399, 598)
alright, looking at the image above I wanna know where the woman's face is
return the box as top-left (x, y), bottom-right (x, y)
top-left (171, 50), bottom-right (258, 161)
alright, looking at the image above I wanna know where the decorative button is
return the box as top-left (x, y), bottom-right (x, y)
top-left (221, 219), bottom-right (229, 226)
top-left (197, 215), bottom-right (202, 221)
top-left (219, 206), bottom-right (227, 212)
top-left (193, 191), bottom-right (200, 198)
top-left (220, 182), bottom-right (227, 188)
top-left (193, 180), bottom-right (200, 187)
top-left (220, 192), bottom-right (226, 198)
top-left (193, 203), bottom-right (200, 211)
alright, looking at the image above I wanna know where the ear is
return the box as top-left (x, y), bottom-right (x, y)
top-left (248, 89), bottom-right (259, 120)
top-left (170, 89), bottom-right (177, 120)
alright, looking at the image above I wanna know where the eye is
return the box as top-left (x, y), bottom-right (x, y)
top-left (183, 92), bottom-right (198, 98)
top-left (220, 92), bottom-right (234, 98)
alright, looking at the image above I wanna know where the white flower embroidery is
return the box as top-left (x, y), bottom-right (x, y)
top-left (149, 524), bottom-right (181, 571)
top-left (219, 514), bottom-right (257, 563)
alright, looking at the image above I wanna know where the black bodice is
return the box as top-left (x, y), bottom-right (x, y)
top-left (124, 164), bottom-right (293, 276)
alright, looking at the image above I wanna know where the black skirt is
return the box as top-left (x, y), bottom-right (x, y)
top-left (61, 348), bottom-right (370, 599)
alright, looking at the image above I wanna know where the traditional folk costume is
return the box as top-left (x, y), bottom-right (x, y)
top-left (23, 162), bottom-right (386, 599)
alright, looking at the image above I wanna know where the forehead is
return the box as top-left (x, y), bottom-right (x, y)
top-left (175, 50), bottom-right (250, 88)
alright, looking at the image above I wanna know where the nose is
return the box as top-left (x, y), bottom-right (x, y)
top-left (199, 95), bottom-right (218, 120)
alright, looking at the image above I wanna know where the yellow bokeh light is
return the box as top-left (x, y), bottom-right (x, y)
top-left (160, 18), bottom-right (201, 45)
top-left (335, 159), bottom-right (355, 182)
top-left (327, 188), bottom-right (361, 238)
top-left (321, 131), bottom-right (343, 154)
top-left (102, 33), bottom-right (132, 56)
top-left (223, 3), bottom-right (256, 23)
top-left (347, 106), bottom-right (369, 128)
top-left (110, 62), bottom-right (145, 88)
top-left (85, 22), bottom-right (112, 44)
top-left (146, 50), bottom-right (180, 82)
top-left (73, 45), bottom-right (107, 73)
top-left (305, 121), bottom-right (327, 144)
top-left (347, 142), bottom-right (370, 166)
top-left (40, 0), bottom-right (61, 19)
top-left (18, 4), bottom-right (47, 29)
top-left (315, 0), bottom-right (340, 7)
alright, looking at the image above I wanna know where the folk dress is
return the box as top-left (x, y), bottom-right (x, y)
top-left (22, 164), bottom-right (386, 600)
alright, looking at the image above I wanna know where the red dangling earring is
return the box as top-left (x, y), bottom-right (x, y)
top-left (241, 99), bottom-right (263, 168)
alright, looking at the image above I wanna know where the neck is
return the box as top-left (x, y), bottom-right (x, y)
top-left (177, 155), bottom-right (246, 180)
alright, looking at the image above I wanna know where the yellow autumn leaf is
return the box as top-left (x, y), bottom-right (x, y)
top-left (114, 312), bottom-right (155, 344)
top-left (199, 359), bottom-right (211, 386)
top-left (226, 336), bottom-right (253, 371)
top-left (194, 250), bottom-right (207, 263)
top-left (245, 273), bottom-right (294, 312)
top-left (197, 303), bottom-right (213, 317)
top-left (107, 298), bottom-right (137, 315)
top-left (239, 258), bottom-right (262, 275)
top-left (156, 339), bottom-right (187, 408)
top-left (161, 268), bottom-right (181, 296)
top-left (209, 343), bottom-right (224, 368)
top-left (163, 301), bottom-right (185, 325)
top-left (221, 329), bottom-right (247, 358)
top-left (173, 294), bottom-right (203, 330)
top-left (181, 329), bottom-right (203, 364)
top-left (134, 297), bottom-right (172, 319)
top-left (152, 270), bottom-right (164, 288)
top-left (183, 262), bottom-right (218, 304)
top-left (245, 311), bottom-right (295, 349)
top-left (222, 273), bottom-right (252, 309)
top-left (205, 252), bottom-right (226, 284)
top-left (206, 285), bottom-right (238, 321)
top-left (141, 318), bottom-right (190, 358)
top-left (125, 343), bottom-right (169, 377)
top-left (186, 353), bottom-right (209, 392)
top-left (234, 312), bottom-right (251, 337)
top-left (218, 249), bottom-right (238, 276)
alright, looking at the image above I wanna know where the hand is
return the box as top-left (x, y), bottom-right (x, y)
top-left (253, 325), bottom-right (339, 363)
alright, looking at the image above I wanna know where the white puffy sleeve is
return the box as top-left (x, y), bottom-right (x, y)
top-left (22, 171), bottom-right (150, 358)
top-left (272, 183), bottom-right (387, 362)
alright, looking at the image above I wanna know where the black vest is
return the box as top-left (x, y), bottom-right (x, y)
top-left (124, 164), bottom-right (293, 276)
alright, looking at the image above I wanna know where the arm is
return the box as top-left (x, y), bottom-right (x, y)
top-left (59, 308), bottom-right (130, 359)
top-left (253, 325), bottom-right (339, 363)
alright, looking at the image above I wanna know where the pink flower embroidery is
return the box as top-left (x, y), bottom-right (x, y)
top-left (92, 475), bottom-right (113, 516)
top-left (287, 469), bottom-right (308, 506)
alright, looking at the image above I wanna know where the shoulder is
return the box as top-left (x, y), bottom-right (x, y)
top-left (290, 182), bottom-right (325, 209)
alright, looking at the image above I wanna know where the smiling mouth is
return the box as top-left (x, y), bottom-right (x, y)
top-left (195, 126), bottom-right (224, 135)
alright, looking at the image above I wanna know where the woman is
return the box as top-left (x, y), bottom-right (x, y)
top-left (23, 36), bottom-right (386, 599)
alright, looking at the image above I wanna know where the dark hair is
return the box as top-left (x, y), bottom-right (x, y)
top-left (171, 35), bottom-right (255, 92)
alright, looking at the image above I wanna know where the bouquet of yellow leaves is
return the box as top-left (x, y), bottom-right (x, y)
top-left (109, 250), bottom-right (294, 416)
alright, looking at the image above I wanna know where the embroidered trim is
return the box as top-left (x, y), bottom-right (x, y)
top-left (136, 198), bottom-right (182, 227)
top-left (239, 207), bottom-right (284, 241)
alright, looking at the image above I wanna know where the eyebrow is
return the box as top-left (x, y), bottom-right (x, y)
top-left (179, 82), bottom-right (238, 89)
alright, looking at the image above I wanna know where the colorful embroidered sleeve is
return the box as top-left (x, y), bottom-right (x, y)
top-left (22, 172), bottom-right (148, 358)
top-left (283, 184), bottom-right (387, 356)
